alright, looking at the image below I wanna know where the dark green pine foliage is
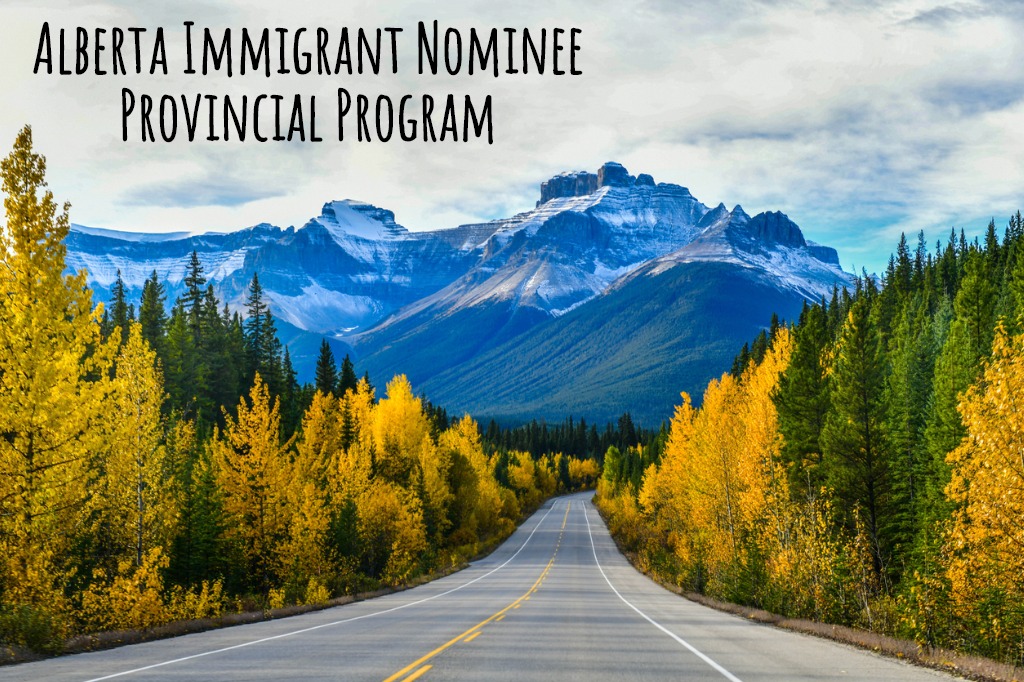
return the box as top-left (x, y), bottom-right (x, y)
top-left (953, 249), bottom-right (996, 357)
top-left (749, 329), bottom-right (770, 365)
top-left (164, 302), bottom-right (205, 422)
top-left (820, 295), bottom-right (892, 585)
top-left (280, 347), bottom-right (303, 438)
top-left (195, 285), bottom-right (232, 428)
top-left (775, 300), bottom-right (832, 499)
top-left (108, 269), bottom-right (130, 345)
top-left (182, 250), bottom-right (206, 338)
top-left (138, 270), bottom-right (167, 356)
top-left (883, 293), bottom-right (936, 578)
top-left (338, 354), bottom-right (358, 395)
top-left (731, 343), bottom-right (751, 378)
top-left (314, 339), bottom-right (338, 396)
top-left (244, 272), bottom-right (283, 395)
top-left (166, 425), bottom-right (230, 589)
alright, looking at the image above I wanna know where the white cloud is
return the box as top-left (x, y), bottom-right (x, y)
top-left (0, 0), bottom-right (1021, 272)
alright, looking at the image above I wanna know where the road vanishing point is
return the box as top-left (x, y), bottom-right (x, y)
top-left (3, 492), bottom-right (959, 681)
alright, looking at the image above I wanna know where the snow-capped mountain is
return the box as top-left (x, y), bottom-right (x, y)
top-left (65, 162), bottom-right (851, 423)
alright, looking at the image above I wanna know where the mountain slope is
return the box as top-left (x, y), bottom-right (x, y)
top-left (397, 205), bottom-right (845, 424)
top-left (65, 162), bottom-right (850, 421)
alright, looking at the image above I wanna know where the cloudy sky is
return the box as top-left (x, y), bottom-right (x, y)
top-left (1, 0), bottom-right (1022, 273)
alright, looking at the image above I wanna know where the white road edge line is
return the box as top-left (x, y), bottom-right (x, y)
top-left (80, 500), bottom-right (563, 682)
top-left (582, 500), bottom-right (744, 682)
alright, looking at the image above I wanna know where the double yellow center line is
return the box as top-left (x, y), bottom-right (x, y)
top-left (382, 501), bottom-right (572, 682)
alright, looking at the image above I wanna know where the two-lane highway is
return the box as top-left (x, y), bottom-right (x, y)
top-left (2, 493), bottom-right (959, 681)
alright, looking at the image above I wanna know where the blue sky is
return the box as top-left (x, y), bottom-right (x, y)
top-left (1, 0), bottom-right (1022, 274)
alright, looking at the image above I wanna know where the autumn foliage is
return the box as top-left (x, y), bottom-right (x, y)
top-left (600, 216), bottom-right (1024, 667)
top-left (0, 127), bottom-right (600, 652)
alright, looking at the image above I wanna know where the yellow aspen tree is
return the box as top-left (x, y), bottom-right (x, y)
top-left (568, 457), bottom-right (601, 490)
top-left (356, 480), bottom-right (426, 584)
top-left (104, 323), bottom-right (172, 567)
top-left (946, 325), bottom-right (1024, 648)
top-left (279, 390), bottom-right (337, 589)
top-left (332, 379), bottom-right (375, 500)
top-left (640, 393), bottom-right (701, 569)
top-left (0, 127), bottom-right (117, 619)
top-left (417, 433), bottom-right (453, 542)
top-left (507, 451), bottom-right (542, 510)
top-left (296, 390), bottom-right (340, 490)
top-left (738, 329), bottom-right (793, 553)
top-left (439, 416), bottom-right (504, 540)
top-left (688, 374), bottom-right (744, 583)
top-left (373, 375), bottom-right (430, 485)
top-left (213, 374), bottom-right (294, 592)
top-left (278, 477), bottom-right (332, 591)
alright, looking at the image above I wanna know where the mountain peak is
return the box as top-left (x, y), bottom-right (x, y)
top-left (313, 200), bottom-right (408, 241)
top-left (745, 211), bottom-right (805, 249)
top-left (537, 161), bottom-right (651, 206)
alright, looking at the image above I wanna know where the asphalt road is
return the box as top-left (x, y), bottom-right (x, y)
top-left (2, 492), bottom-right (960, 681)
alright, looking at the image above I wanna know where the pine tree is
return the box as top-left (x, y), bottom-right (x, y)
top-left (280, 347), bottom-right (302, 437)
top-left (953, 250), bottom-right (996, 357)
top-left (339, 354), bottom-right (358, 395)
top-left (166, 418), bottom-right (228, 588)
top-left (110, 269), bottom-right (130, 345)
top-left (164, 303), bottom-right (205, 422)
top-left (0, 126), bottom-right (117, 617)
top-left (244, 273), bottom-right (283, 395)
top-left (314, 339), bottom-right (338, 396)
top-left (775, 301), bottom-right (831, 498)
top-left (820, 298), bottom-right (892, 584)
top-left (138, 270), bottom-right (167, 356)
top-left (182, 251), bottom-right (206, 339)
top-left (883, 295), bottom-right (935, 575)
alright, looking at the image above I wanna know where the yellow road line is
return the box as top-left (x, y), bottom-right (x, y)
top-left (381, 501), bottom-right (571, 682)
top-left (401, 665), bottom-right (432, 681)
top-left (463, 631), bottom-right (482, 643)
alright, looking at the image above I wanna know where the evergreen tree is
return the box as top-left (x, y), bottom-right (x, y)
top-left (953, 250), bottom-right (996, 357)
top-left (166, 418), bottom-right (228, 588)
top-left (109, 269), bottom-right (129, 345)
top-left (339, 353), bottom-right (358, 395)
top-left (138, 270), bottom-right (167, 355)
top-left (164, 303), bottom-right (204, 422)
top-left (883, 294), bottom-right (935, 575)
top-left (182, 251), bottom-right (206, 338)
top-left (775, 301), bottom-right (831, 498)
top-left (820, 297), bottom-right (892, 584)
top-left (281, 347), bottom-right (302, 437)
top-left (244, 273), bottom-right (283, 395)
top-left (315, 339), bottom-right (338, 396)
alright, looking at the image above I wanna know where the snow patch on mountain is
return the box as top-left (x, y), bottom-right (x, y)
top-left (636, 206), bottom-right (850, 301)
top-left (65, 250), bottom-right (249, 288)
top-left (311, 200), bottom-right (409, 242)
top-left (73, 225), bottom-right (193, 242)
top-left (267, 281), bottom-right (380, 334)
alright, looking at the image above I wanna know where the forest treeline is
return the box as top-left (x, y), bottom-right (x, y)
top-left (598, 208), bottom-right (1024, 665)
top-left (0, 127), bottom-right (600, 653)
